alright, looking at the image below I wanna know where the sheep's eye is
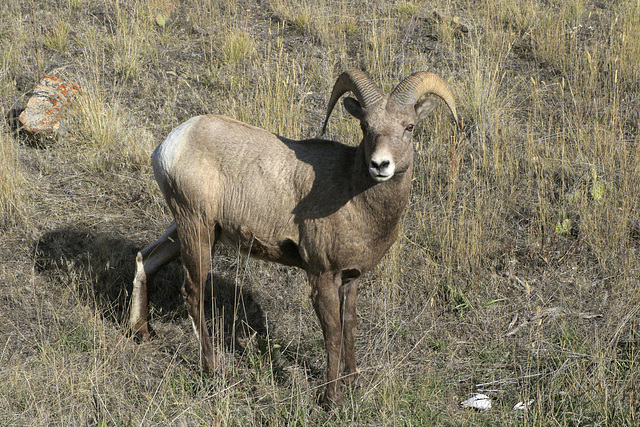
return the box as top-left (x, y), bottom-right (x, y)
top-left (405, 124), bottom-right (414, 132)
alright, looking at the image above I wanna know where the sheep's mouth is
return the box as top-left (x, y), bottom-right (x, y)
top-left (370, 170), bottom-right (393, 182)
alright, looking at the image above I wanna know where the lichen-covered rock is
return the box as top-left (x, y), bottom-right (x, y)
top-left (19, 76), bottom-right (80, 136)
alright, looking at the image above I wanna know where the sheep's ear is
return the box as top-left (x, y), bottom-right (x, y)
top-left (343, 97), bottom-right (365, 121)
top-left (415, 96), bottom-right (438, 121)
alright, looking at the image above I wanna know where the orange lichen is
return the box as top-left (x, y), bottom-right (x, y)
top-left (19, 76), bottom-right (81, 135)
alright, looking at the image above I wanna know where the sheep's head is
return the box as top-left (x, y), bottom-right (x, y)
top-left (322, 70), bottom-right (458, 183)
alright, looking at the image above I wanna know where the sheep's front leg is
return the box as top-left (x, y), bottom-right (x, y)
top-left (130, 222), bottom-right (181, 340)
top-left (340, 278), bottom-right (359, 387)
top-left (310, 271), bottom-right (343, 406)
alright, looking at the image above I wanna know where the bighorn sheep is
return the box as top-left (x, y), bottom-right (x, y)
top-left (130, 70), bottom-right (458, 405)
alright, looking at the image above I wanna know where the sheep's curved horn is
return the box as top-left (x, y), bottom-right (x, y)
top-left (321, 70), bottom-right (384, 134)
top-left (391, 72), bottom-right (459, 125)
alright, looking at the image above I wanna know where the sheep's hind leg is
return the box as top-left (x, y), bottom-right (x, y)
top-left (179, 220), bottom-right (220, 373)
top-left (130, 222), bottom-right (181, 340)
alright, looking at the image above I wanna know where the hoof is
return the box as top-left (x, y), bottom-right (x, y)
top-left (319, 390), bottom-right (344, 408)
top-left (131, 322), bottom-right (155, 342)
top-left (342, 370), bottom-right (360, 389)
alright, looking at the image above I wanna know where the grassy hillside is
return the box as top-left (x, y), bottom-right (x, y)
top-left (1, 0), bottom-right (638, 424)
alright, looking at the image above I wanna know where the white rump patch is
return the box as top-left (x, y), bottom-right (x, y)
top-left (152, 116), bottom-right (200, 193)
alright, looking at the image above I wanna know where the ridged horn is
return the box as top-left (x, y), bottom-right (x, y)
top-left (321, 70), bottom-right (384, 134)
top-left (391, 72), bottom-right (459, 125)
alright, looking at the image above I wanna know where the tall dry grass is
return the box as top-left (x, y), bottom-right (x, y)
top-left (0, 121), bottom-right (25, 226)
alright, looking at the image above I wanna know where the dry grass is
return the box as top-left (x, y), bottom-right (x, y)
top-left (1, 0), bottom-right (639, 424)
top-left (0, 120), bottom-right (25, 226)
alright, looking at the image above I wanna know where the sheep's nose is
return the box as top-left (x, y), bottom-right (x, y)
top-left (369, 157), bottom-right (395, 182)
top-left (370, 159), bottom-right (390, 170)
